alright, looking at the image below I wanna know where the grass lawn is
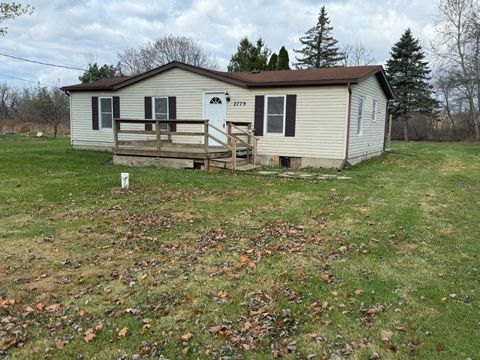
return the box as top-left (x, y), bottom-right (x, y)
top-left (0, 137), bottom-right (479, 359)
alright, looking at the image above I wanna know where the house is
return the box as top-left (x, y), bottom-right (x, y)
top-left (61, 61), bottom-right (394, 169)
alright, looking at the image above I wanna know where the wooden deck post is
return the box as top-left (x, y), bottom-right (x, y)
top-left (231, 140), bottom-right (237, 171)
top-left (252, 137), bottom-right (257, 166)
top-left (246, 123), bottom-right (252, 163)
top-left (155, 120), bottom-right (161, 151)
top-left (227, 122), bottom-right (232, 147)
top-left (203, 121), bottom-right (209, 151)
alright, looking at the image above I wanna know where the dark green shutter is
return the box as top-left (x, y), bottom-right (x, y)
top-left (91, 97), bottom-right (99, 130)
top-left (254, 95), bottom-right (264, 136)
top-left (168, 97), bottom-right (177, 132)
top-left (144, 97), bottom-right (152, 131)
top-left (285, 94), bottom-right (297, 137)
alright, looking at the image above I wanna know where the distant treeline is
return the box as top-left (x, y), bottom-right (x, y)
top-left (0, 84), bottom-right (69, 137)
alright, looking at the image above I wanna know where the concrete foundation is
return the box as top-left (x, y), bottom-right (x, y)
top-left (113, 155), bottom-right (195, 169)
top-left (348, 150), bottom-right (383, 165)
top-left (256, 155), bottom-right (343, 169)
top-left (73, 144), bottom-right (113, 152)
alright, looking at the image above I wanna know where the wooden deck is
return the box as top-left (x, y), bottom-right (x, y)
top-left (115, 143), bottom-right (237, 159)
top-left (112, 119), bottom-right (257, 170)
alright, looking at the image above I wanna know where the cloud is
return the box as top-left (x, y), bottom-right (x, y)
top-left (0, 0), bottom-right (438, 88)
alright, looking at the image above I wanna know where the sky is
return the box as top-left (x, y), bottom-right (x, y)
top-left (0, 0), bottom-right (438, 89)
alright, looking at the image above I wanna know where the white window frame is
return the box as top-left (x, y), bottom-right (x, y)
top-left (152, 96), bottom-right (169, 130)
top-left (264, 95), bottom-right (286, 136)
top-left (357, 96), bottom-right (365, 136)
top-left (99, 97), bottom-right (113, 129)
top-left (372, 99), bottom-right (378, 122)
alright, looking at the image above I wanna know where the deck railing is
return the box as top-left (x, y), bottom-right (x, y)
top-left (113, 118), bottom-right (257, 170)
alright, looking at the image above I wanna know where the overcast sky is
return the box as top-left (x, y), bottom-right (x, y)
top-left (0, 0), bottom-right (438, 89)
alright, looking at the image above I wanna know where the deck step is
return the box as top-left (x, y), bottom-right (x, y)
top-left (235, 164), bottom-right (259, 171)
top-left (209, 157), bottom-right (248, 170)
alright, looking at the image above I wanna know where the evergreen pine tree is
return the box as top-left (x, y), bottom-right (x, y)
top-left (228, 37), bottom-right (270, 72)
top-left (277, 46), bottom-right (290, 70)
top-left (267, 53), bottom-right (278, 70)
top-left (79, 63), bottom-right (118, 83)
top-left (294, 6), bottom-right (344, 68)
top-left (385, 28), bottom-right (438, 141)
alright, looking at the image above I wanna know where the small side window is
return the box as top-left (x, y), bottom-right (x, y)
top-left (357, 97), bottom-right (364, 135)
top-left (99, 97), bottom-right (113, 129)
top-left (372, 100), bottom-right (378, 122)
top-left (153, 97), bottom-right (169, 131)
top-left (264, 95), bottom-right (286, 135)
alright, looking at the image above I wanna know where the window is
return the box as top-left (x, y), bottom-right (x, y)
top-left (99, 97), bottom-right (113, 129)
top-left (372, 100), bottom-right (378, 122)
top-left (357, 97), bottom-right (364, 135)
top-left (210, 97), bottom-right (222, 104)
top-left (153, 97), bottom-right (169, 130)
top-left (265, 95), bottom-right (286, 134)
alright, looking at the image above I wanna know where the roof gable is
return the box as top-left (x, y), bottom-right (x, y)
top-left (61, 61), bottom-right (394, 99)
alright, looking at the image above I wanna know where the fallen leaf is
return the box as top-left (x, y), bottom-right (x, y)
top-left (216, 290), bottom-right (228, 298)
top-left (354, 289), bottom-right (364, 296)
top-left (180, 332), bottom-right (193, 341)
top-left (380, 330), bottom-right (393, 341)
top-left (46, 303), bottom-right (60, 313)
top-left (139, 345), bottom-right (152, 355)
top-left (35, 303), bottom-right (45, 311)
top-left (56, 339), bottom-right (65, 348)
top-left (78, 309), bottom-right (87, 317)
top-left (141, 324), bottom-right (151, 335)
top-left (240, 255), bottom-right (249, 263)
top-left (84, 328), bottom-right (96, 342)
top-left (366, 304), bottom-right (384, 314)
top-left (209, 326), bottom-right (222, 333)
top-left (0, 299), bottom-right (16, 309)
top-left (320, 274), bottom-right (331, 283)
top-left (118, 327), bottom-right (128, 337)
top-left (2, 337), bottom-right (16, 351)
top-left (384, 340), bottom-right (396, 352)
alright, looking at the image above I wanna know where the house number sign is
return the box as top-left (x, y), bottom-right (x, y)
top-left (233, 101), bottom-right (246, 106)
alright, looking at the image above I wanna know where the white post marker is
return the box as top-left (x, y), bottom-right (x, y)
top-left (121, 173), bottom-right (129, 189)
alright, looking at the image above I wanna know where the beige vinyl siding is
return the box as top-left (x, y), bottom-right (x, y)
top-left (70, 68), bottom-right (237, 148)
top-left (70, 67), bottom-right (348, 159)
top-left (348, 75), bottom-right (387, 159)
top-left (253, 87), bottom-right (347, 159)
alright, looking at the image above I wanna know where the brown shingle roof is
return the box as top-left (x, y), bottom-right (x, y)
top-left (61, 76), bottom-right (132, 91)
top-left (61, 61), bottom-right (393, 98)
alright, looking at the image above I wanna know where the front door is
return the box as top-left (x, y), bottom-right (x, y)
top-left (203, 92), bottom-right (227, 146)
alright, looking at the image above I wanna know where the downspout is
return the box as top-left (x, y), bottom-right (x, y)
top-left (339, 83), bottom-right (352, 171)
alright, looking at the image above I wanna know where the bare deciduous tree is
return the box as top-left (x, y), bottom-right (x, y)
top-left (432, 0), bottom-right (480, 140)
top-left (0, 83), bottom-right (69, 136)
top-left (117, 35), bottom-right (218, 75)
top-left (341, 41), bottom-right (375, 66)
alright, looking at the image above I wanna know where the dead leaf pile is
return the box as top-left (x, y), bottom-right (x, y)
top-left (208, 291), bottom-right (298, 357)
top-left (362, 303), bottom-right (385, 326)
top-left (195, 228), bottom-right (229, 253)
top-left (249, 222), bottom-right (322, 255)
top-left (122, 211), bottom-right (179, 232)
